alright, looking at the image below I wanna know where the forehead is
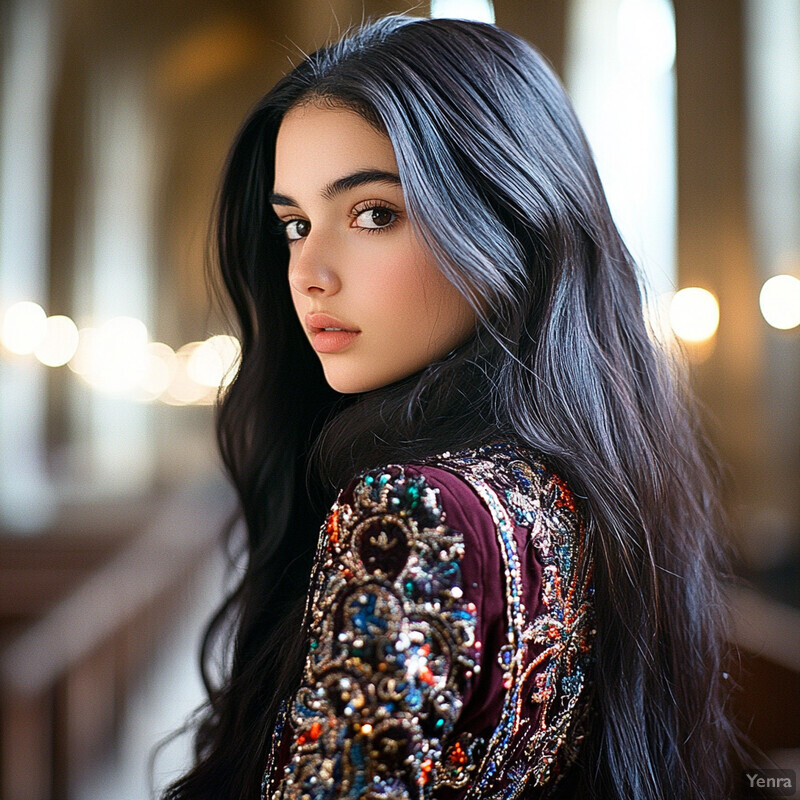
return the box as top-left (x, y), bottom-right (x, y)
top-left (274, 105), bottom-right (398, 182)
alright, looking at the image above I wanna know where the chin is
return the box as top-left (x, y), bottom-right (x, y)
top-left (322, 372), bottom-right (370, 394)
top-left (322, 367), bottom-right (396, 394)
top-left (326, 381), bottom-right (362, 394)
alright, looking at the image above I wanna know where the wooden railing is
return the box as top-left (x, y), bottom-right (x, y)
top-left (0, 473), bottom-right (236, 800)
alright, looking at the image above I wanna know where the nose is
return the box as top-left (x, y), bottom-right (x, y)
top-left (287, 229), bottom-right (342, 298)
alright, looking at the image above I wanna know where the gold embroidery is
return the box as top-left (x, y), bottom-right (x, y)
top-left (262, 441), bottom-right (595, 800)
top-left (267, 464), bottom-right (480, 799)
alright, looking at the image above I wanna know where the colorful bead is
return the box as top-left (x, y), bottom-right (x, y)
top-left (263, 464), bottom-right (480, 799)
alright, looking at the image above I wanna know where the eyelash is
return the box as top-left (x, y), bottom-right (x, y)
top-left (273, 201), bottom-right (399, 243)
top-left (350, 200), bottom-right (400, 233)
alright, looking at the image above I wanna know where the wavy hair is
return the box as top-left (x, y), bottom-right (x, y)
top-left (162, 14), bottom-right (748, 800)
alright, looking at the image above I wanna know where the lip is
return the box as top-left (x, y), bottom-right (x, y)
top-left (305, 312), bottom-right (361, 354)
top-left (305, 312), bottom-right (360, 334)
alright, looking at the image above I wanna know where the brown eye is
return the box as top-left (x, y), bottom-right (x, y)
top-left (354, 205), bottom-right (398, 231)
top-left (285, 219), bottom-right (310, 241)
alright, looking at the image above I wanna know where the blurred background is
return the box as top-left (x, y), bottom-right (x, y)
top-left (0, 0), bottom-right (797, 798)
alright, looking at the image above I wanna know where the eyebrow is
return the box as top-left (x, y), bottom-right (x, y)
top-left (269, 169), bottom-right (402, 207)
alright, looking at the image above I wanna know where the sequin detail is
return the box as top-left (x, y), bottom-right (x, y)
top-left (417, 442), bottom-right (596, 799)
top-left (264, 464), bottom-right (480, 799)
top-left (261, 440), bottom-right (595, 800)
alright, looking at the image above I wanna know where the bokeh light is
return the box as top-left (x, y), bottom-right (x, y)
top-left (161, 342), bottom-right (211, 405)
top-left (134, 341), bottom-right (178, 401)
top-left (33, 315), bottom-right (80, 367)
top-left (74, 316), bottom-right (150, 393)
top-left (669, 287), bottom-right (720, 342)
top-left (68, 328), bottom-right (99, 376)
top-left (1, 301), bottom-right (48, 355)
top-left (759, 274), bottom-right (800, 330)
top-left (186, 334), bottom-right (241, 388)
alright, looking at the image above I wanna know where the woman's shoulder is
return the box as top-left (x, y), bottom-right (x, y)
top-left (266, 441), bottom-right (595, 797)
top-left (336, 438), bottom-right (585, 540)
top-left (328, 439), bottom-right (595, 792)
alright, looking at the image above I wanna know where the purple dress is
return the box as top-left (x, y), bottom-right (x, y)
top-left (261, 440), bottom-right (595, 799)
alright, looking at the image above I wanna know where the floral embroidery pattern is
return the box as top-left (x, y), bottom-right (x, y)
top-left (262, 441), bottom-right (595, 800)
top-left (418, 443), bottom-right (595, 799)
top-left (264, 464), bottom-right (480, 799)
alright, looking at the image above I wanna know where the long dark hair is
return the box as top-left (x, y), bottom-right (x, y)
top-left (162, 14), bottom-right (747, 800)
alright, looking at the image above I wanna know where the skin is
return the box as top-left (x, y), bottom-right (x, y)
top-left (271, 103), bottom-right (478, 394)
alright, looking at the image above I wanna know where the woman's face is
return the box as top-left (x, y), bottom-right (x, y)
top-left (271, 104), bottom-right (477, 394)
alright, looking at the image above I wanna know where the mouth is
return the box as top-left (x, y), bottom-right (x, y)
top-left (309, 325), bottom-right (358, 334)
top-left (305, 311), bottom-right (360, 339)
top-left (310, 328), bottom-right (361, 354)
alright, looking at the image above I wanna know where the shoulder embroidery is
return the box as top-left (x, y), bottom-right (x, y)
top-left (262, 441), bottom-right (596, 800)
top-left (418, 441), bottom-right (596, 799)
top-left (264, 464), bottom-right (481, 799)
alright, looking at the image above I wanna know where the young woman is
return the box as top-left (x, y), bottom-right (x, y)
top-left (163, 13), bottom-right (746, 800)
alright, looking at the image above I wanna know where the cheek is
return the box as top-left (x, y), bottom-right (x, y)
top-left (356, 258), bottom-right (422, 322)
top-left (376, 262), bottom-right (472, 350)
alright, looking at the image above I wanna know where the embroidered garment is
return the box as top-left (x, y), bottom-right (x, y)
top-left (261, 440), bottom-right (595, 799)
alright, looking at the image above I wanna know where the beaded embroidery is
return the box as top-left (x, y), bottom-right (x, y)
top-left (417, 442), bottom-right (596, 799)
top-left (264, 463), bottom-right (481, 799)
top-left (261, 441), bottom-right (595, 800)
